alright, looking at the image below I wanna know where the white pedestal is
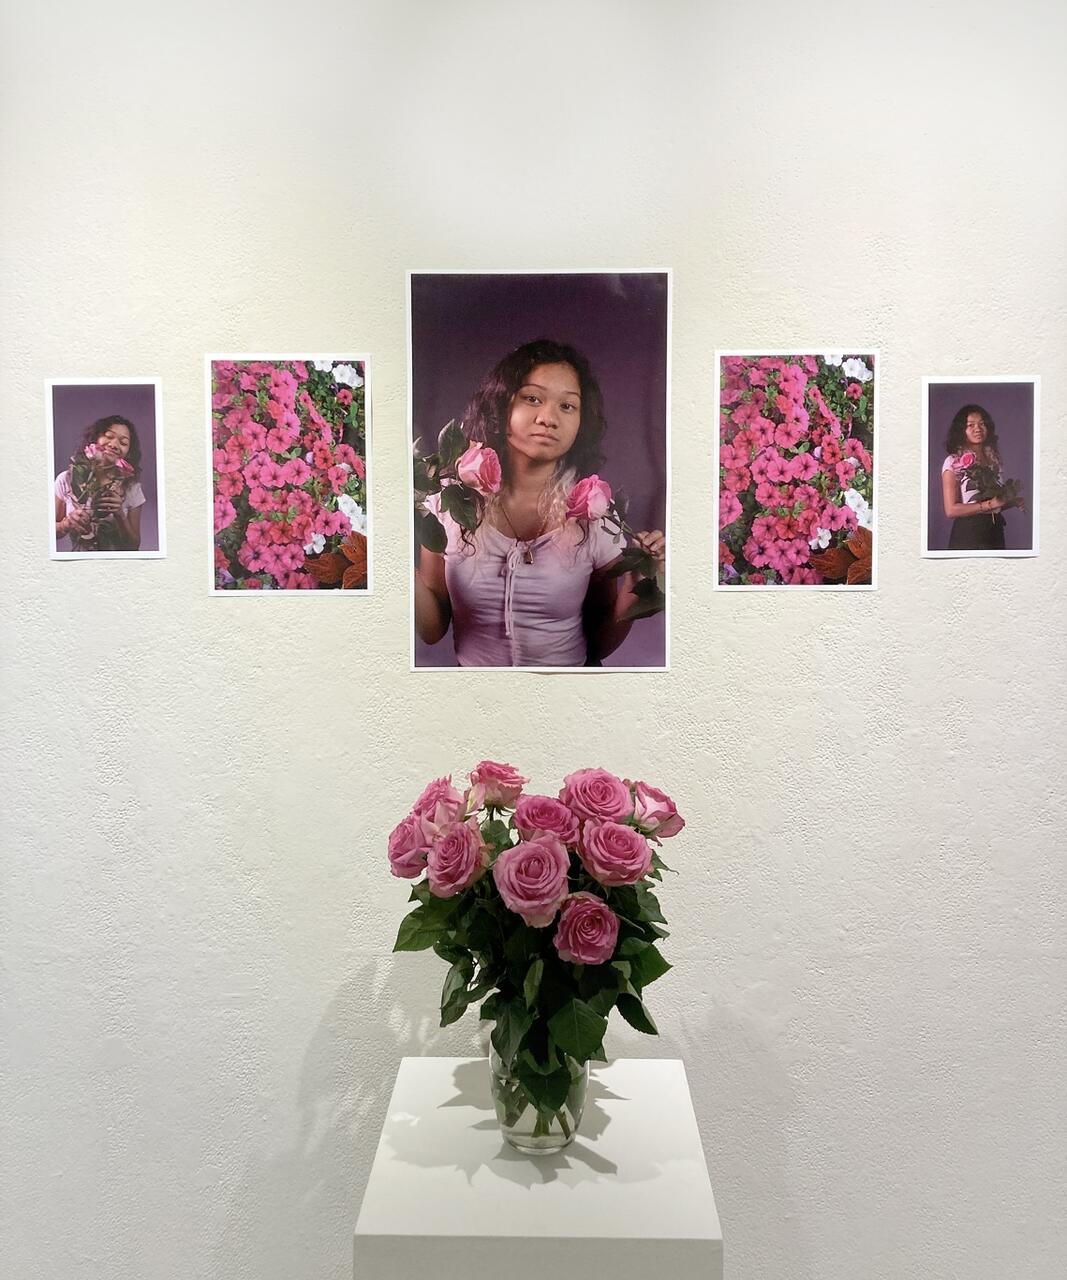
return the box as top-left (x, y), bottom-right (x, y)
top-left (354, 1056), bottom-right (722, 1280)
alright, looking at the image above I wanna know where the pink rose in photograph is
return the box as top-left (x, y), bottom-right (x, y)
top-left (955, 450), bottom-right (976, 469)
top-left (630, 781), bottom-right (685, 838)
top-left (468, 760), bottom-right (528, 809)
top-left (210, 357), bottom-right (368, 591)
top-left (565, 474), bottom-right (613, 521)
top-left (717, 352), bottom-right (875, 587)
top-left (553, 893), bottom-right (620, 965)
top-left (492, 834), bottom-right (570, 927)
top-left (388, 814), bottom-right (429, 879)
top-left (455, 442), bottom-right (502, 496)
top-left (580, 820), bottom-right (653, 886)
top-left (427, 820), bottom-right (488, 898)
top-left (560, 767), bottom-right (633, 823)
top-left (514, 794), bottom-right (581, 845)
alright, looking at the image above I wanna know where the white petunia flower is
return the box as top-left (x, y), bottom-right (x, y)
top-left (332, 362), bottom-right (364, 388)
top-left (823, 352), bottom-right (844, 366)
top-left (809, 526), bottom-right (832, 550)
top-left (843, 488), bottom-right (866, 512)
top-left (312, 360), bottom-right (334, 372)
top-left (841, 357), bottom-right (872, 383)
top-left (337, 493), bottom-right (367, 534)
top-left (857, 508), bottom-right (873, 531)
top-left (303, 532), bottom-right (326, 555)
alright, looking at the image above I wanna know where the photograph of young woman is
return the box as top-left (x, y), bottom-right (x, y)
top-left (409, 273), bottom-right (669, 670)
top-left (923, 377), bottom-right (1038, 558)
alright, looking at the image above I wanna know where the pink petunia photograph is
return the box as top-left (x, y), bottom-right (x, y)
top-left (207, 355), bottom-right (371, 593)
top-left (716, 350), bottom-right (877, 589)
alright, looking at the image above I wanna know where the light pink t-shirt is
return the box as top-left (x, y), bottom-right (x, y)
top-left (426, 494), bottom-right (622, 667)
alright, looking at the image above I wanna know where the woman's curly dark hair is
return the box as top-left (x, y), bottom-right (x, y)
top-left (945, 403), bottom-right (1000, 462)
top-left (462, 338), bottom-right (607, 479)
top-left (79, 415), bottom-right (143, 477)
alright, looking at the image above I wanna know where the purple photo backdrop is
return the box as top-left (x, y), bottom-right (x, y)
top-left (926, 380), bottom-right (1035, 552)
top-left (51, 382), bottom-right (161, 552)
top-left (411, 272), bottom-right (669, 668)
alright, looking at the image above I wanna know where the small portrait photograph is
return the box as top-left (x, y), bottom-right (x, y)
top-left (409, 271), bottom-right (669, 671)
top-left (47, 378), bottom-right (166, 559)
top-left (922, 376), bottom-right (1039, 558)
top-left (207, 355), bottom-right (371, 593)
top-left (716, 351), bottom-right (877, 589)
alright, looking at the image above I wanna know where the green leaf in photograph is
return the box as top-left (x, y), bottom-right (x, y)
top-left (440, 483), bottom-right (479, 531)
top-left (617, 992), bottom-right (659, 1035)
top-left (619, 578), bottom-right (666, 623)
top-left (548, 998), bottom-right (607, 1062)
top-left (416, 509), bottom-right (448, 553)
top-left (437, 418), bottom-right (467, 469)
top-left (490, 998), bottom-right (533, 1070)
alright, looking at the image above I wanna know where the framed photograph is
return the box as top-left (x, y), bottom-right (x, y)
top-left (47, 378), bottom-right (166, 559)
top-left (207, 355), bottom-right (371, 593)
top-left (716, 350), bottom-right (878, 590)
top-left (409, 270), bottom-right (670, 671)
top-left (921, 376), bottom-right (1039, 558)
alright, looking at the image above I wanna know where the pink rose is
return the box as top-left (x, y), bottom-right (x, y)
top-left (388, 814), bottom-right (429, 879)
top-left (560, 767), bottom-right (632, 823)
top-left (580, 820), bottom-right (653, 886)
top-left (492, 834), bottom-right (570, 927)
top-left (565, 474), bottom-right (612, 521)
top-left (413, 776), bottom-right (464, 820)
top-left (455, 442), bottom-right (502, 496)
top-left (426, 819), bottom-right (487, 898)
top-left (956, 451), bottom-right (976, 469)
top-left (83, 443), bottom-right (102, 460)
top-left (630, 781), bottom-right (685, 838)
top-left (514, 794), bottom-right (580, 845)
top-left (553, 892), bottom-right (620, 965)
top-left (114, 457), bottom-right (135, 475)
top-left (468, 760), bottom-right (528, 810)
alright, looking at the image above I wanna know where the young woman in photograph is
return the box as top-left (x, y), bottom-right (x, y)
top-left (940, 404), bottom-right (1011, 551)
top-left (55, 415), bottom-right (146, 552)
top-left (414, 338), bottom-right (664, 667)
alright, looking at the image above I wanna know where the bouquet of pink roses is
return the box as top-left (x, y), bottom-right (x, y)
top-left (67, 443), bottom-right (136, 551)
top-left (413, 424), bottom-right (664, 619)
top-left (389, 762), bottom-right (683, 1129)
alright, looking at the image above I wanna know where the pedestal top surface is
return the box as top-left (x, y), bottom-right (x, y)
top-left (354, 1056), bottom-right (721, 1243)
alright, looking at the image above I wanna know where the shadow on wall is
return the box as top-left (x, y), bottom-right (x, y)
top-left (206, 957), bottom-right (482, 1280)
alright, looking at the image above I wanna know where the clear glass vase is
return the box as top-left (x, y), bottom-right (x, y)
top-left (489, 1046), bottom-right (589, 1154)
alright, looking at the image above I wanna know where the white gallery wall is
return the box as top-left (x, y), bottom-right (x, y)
top-left (3, 1), bottom-right (1065, 1277)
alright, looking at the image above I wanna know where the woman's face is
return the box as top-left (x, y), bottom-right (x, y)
top-left (964, 411), bottom-right (988, 446)
top-left (506, 362), bottom-right (582, 465)
top-left (96, 421), bottom-right (132, 459)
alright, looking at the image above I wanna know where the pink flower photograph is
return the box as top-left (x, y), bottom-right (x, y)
top-left (716, 351), bottom-right (877, 589)
top-left (208, 355), bottom-right (370, 593)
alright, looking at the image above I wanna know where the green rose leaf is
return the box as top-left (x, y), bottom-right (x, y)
top-left (629, 944), bottom-right (672, 990)
top-left (416, 509), bottom-right (448, 553)
top-left (523, 958), bottom-right (544, 1009)
top-left (634, 883), bottom-right (666, 924)
top-left (619, 578), bottom-right (666, 623)
top-left (437, 419), bottom-right (468, 469)
top-left (439, 955), bottom-right (475, 1027)
top-left (548, 997), bottom-right (608, 1062)
top-left (490, 998), bottom-right (533, 1070)
top-left (516, 1060), bottom-right (571, 1114)
top-left (617, 992), bottom-right (659, 1036)
top-left (393, 904), bottom-right (449, 952)
top-left (440, 483), bottom-right (479, 531)
top-left (481, 818), bottom-right (512, 852)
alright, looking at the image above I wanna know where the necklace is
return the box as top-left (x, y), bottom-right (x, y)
top-left (499, 499), bottom-right (547, 564)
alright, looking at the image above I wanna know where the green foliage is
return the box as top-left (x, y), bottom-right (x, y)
top-left (548, 998), bottom-right (608, 1062)
top-left (491, 998), bottom-right (534, 1070)
top-left (440, 483), bottom-right (478, 531)
top-left (616, 992), bottom-right (658, 1035)
top-left (437, 419), bottom-right (467, 469)
top-left (416, 509), bottom-right (448, 553)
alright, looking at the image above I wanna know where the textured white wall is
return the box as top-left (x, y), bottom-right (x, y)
top-left (3, 2), bottom-right (1065, 1278)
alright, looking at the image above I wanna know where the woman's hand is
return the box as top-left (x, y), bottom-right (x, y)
top-left (66, 505), bottom-right (93, 536)
top-left (632, 530), bottom-right (665, 569)
top-left (94, 487), bottom-right (123, 517)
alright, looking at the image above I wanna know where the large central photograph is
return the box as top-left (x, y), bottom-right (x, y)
top-left (409, 271), bottom-right (669, 671)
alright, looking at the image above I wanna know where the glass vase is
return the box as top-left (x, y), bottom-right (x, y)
top-left (489, 1046), bottom-right (589, 1154)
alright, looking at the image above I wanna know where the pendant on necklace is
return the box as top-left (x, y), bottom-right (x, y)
top-left (522, 546), bottom-right (534, 565)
